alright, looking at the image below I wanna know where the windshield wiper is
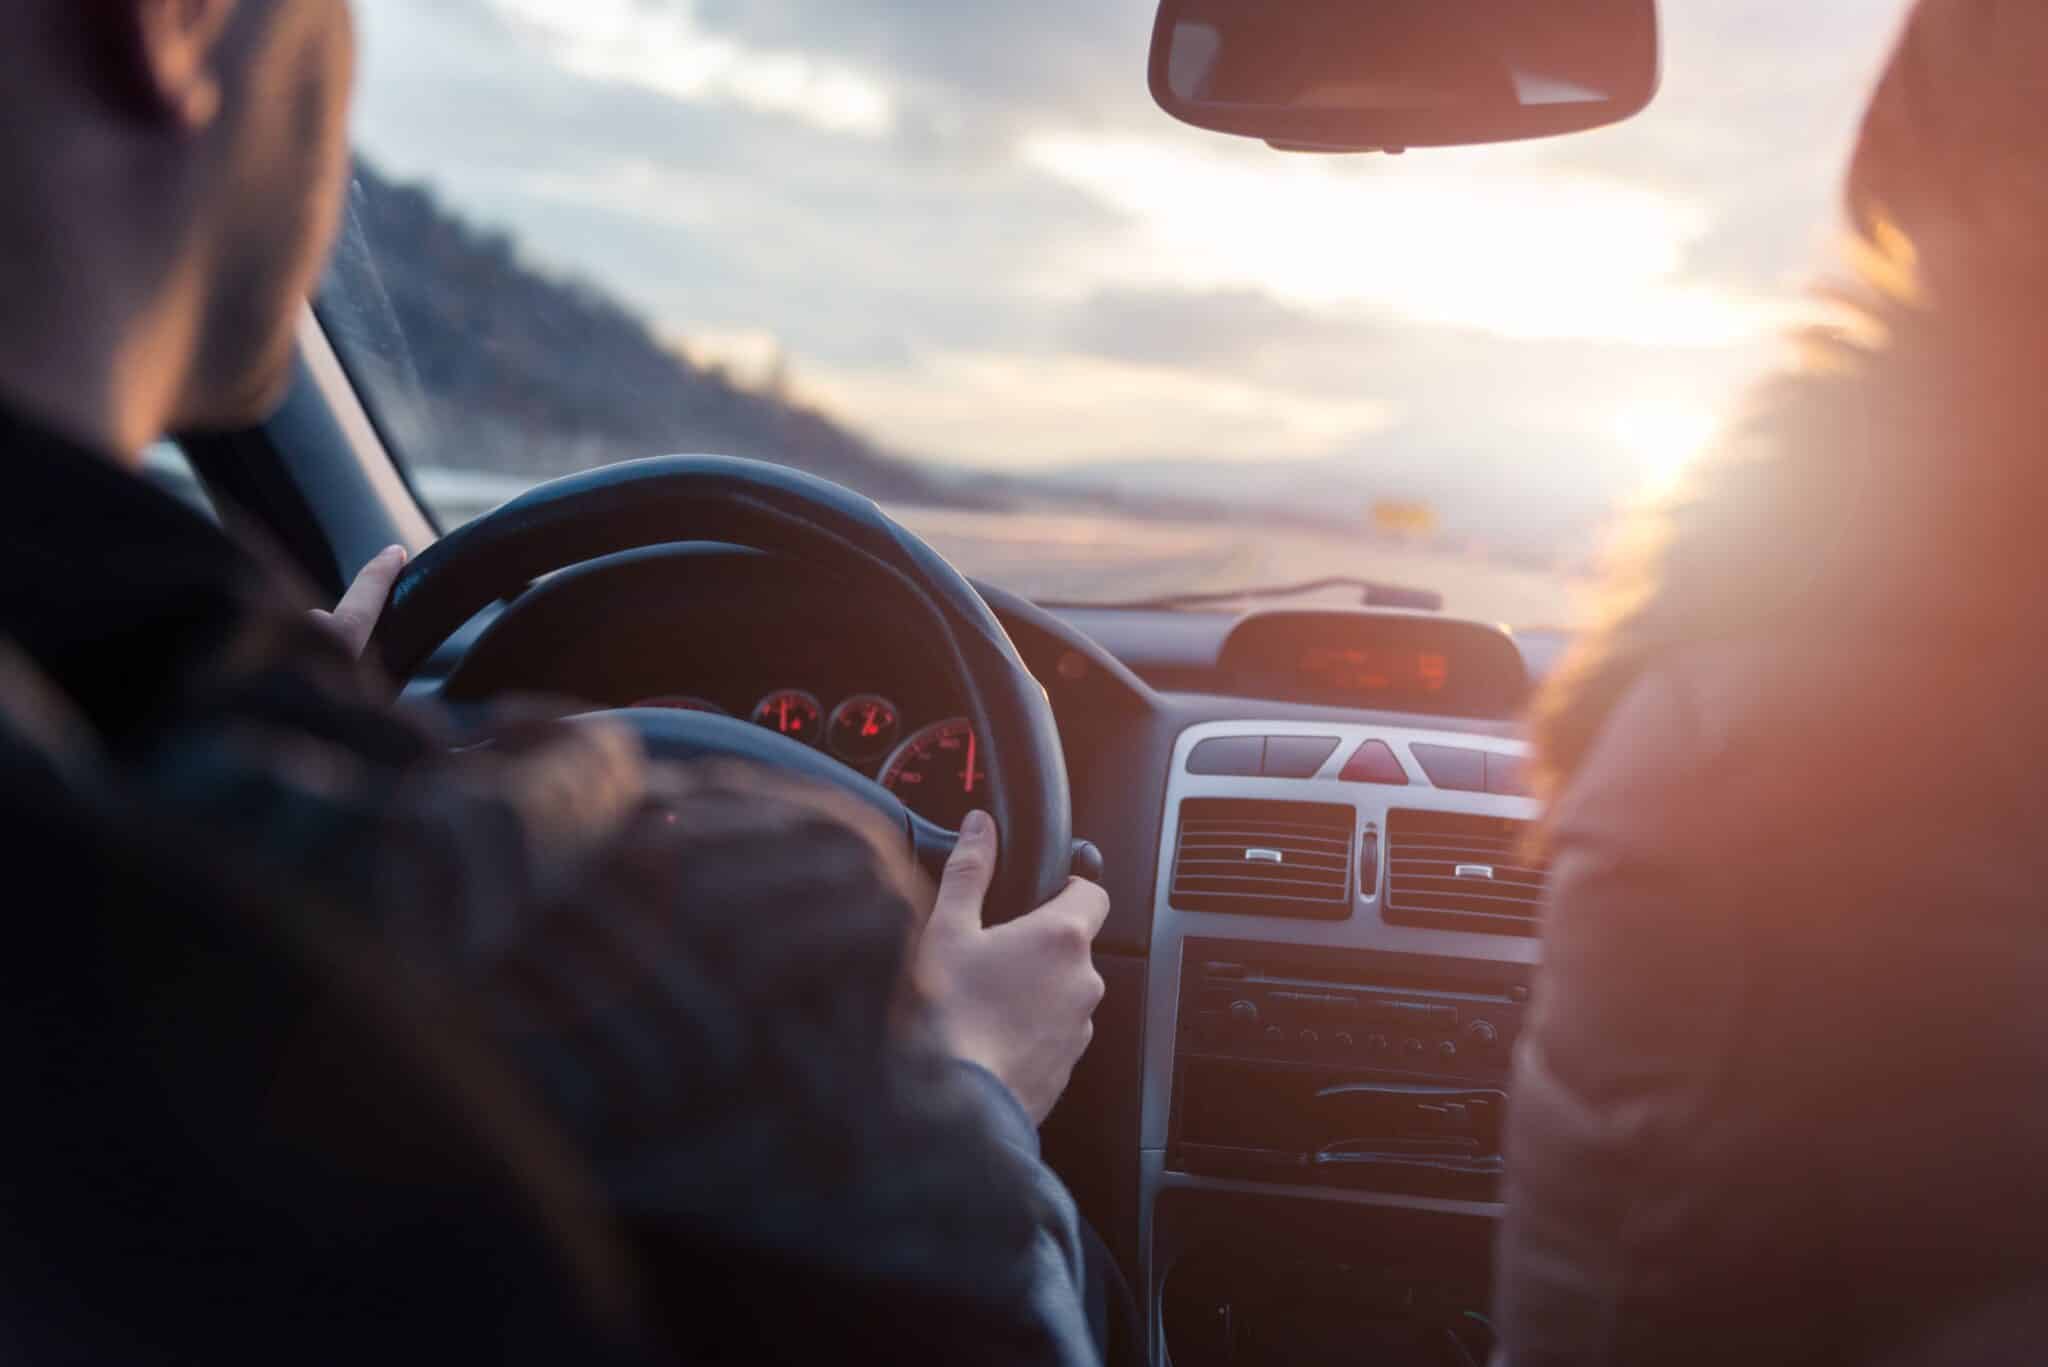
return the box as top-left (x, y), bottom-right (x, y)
top-left (1051, 576), bottom-right (1444, 614)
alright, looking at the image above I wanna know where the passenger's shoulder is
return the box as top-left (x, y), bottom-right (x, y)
top-left (1552, 635), bottom-right (1877, 862)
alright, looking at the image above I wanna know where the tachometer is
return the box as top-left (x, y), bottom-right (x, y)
top-left (751, 689), bottom-right (823, 746)
top-left (879, 718), bottom-right (984, 830)
top-left (828, 694), bottom-right (901, 764)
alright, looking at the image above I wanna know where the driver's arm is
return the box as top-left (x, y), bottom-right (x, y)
top-left (133, 620), bottom-right (1109, 1365)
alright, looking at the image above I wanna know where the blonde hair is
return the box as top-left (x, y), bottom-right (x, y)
top-left (1531, 0), bottom-right (2048, 796)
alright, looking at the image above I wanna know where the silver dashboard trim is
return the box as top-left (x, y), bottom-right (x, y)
top-left (1139, 718), bottom-right (1542, 1349)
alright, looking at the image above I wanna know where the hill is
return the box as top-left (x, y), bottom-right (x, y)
top-left (320, 161), bottom-right (971, 507)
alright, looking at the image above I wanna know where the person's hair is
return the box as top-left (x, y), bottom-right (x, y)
top-left (1530, 0), bottom-right (2048, 795)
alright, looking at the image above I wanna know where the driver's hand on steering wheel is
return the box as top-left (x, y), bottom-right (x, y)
top-left (914, 810), bottom-right (1110, 1126)
top-left (311, 545), bottom-right (407, 657)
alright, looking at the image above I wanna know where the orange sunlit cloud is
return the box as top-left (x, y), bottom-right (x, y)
top-left (1020, 133), bottom-right (1803, 349)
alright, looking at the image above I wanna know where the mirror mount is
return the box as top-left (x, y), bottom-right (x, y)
top-left (1148, 0), bottom-right (1660, 154)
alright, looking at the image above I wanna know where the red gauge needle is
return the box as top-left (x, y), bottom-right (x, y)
top-left (779, 697), bottom-right (790, 732)
top-left (964, 729), bottom-right (978, 795)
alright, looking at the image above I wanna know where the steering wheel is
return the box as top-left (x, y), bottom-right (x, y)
top-left (369, 455), bottom-right (1074, 923)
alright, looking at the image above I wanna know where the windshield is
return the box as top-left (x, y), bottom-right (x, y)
top-left (325, 0), bottom-right (1912, 627)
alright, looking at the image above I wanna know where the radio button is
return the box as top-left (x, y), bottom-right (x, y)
top-left (1438, 1039), bottom-right (1459, 1060)
top-left (1404, 1037), bottom-right (1427, 1058)
top-left (1412, 744), bottom-right (1487, 793)
top-left (1485, 753), bottom-right (1531, 796)
top-left (1334, 1031), bottom-right (1356, 1049)
top-left (1229, 999), bottom-right (1260, 1027)
top-left (1298, 1029), bottom-right (1320, 1046)
top-left (1465, 1019), bottom-right (1499, 1048)
top-left (1189, 736), bottom-right (1264, 776)
top-left (1264, 1026), bottom-right (1286, 1043)
top-left (1264, 736), bottom-right (1340, 778)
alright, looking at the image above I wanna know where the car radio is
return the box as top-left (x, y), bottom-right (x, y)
top-left (1170, 940), bottom-right (1534, 1201)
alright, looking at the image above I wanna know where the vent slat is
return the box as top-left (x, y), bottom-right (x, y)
top-left (1389, 863), bottom-right (1546, 884)
top-left (1180, 826), bottom-right (1351, 846)
top-left (1179, 836), bottom-right (1349, 854)
top-left (1181, 817), bottom-right (1347, 833)
top-left (1387, 887), bottom-right (1542, 910)
top-left (1388, 836), bottom-right (1526, 855)
top-left (1176, 877), bottom-right (1347, 897)
top-left (1384, 808), bottom-right (1546, 936)
top-left (1170, 797), bottom-right (1355, 922)
top-left (1178, 857), bottom-right (1348, 875)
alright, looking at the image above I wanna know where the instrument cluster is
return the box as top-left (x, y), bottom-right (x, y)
top-left (632, 689), bottom-right (985, 830)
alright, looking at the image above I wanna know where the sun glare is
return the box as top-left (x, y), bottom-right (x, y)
top-left (1020, 135), bottom-right (1795, 349)
top-left (1612, 403), bottom-right (1719, 493)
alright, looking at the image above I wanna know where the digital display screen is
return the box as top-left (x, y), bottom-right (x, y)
top-left (1298, 645), bottom-right (1451, 698)
top-left (1217, 612), bottom-right (1529, 718)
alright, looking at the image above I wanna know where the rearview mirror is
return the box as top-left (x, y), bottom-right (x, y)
top-left (1148, 0), bottom-right (1660, 153)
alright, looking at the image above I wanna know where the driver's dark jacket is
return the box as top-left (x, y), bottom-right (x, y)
top-left (1495, 637), bottom-right (2048, 1366)
top-left (0, 409), bottom-right (1097, 1365)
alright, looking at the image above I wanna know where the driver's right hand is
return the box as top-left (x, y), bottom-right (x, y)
top-left (914, 810), bottom-right (1109, 1126)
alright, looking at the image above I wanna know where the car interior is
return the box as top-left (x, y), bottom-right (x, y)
top-left (151, 1), bottom-right (1886, 1362)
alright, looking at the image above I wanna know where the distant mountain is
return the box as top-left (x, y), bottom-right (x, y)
top-left (320, 161), bottom-right (975, 507)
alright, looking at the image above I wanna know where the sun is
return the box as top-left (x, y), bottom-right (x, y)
top-left (1611, 402), bottom-right (1719, 493)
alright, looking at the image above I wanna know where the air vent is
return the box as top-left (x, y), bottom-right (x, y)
top-left (1170, 798), bottom-right (1354, 921)
top-left (1384, 809), bottom-right (1545, 936)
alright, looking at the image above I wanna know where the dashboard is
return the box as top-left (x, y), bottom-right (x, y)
top-left (410, 543), bottom-right (1559, 1366)
top-left (431, 544), bottom-right (996, 828)
top-left (625, 688), bottom-right (985, 829)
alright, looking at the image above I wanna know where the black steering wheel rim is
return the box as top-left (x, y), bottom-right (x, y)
top-left (370, 454), bottom-right (1073, 920)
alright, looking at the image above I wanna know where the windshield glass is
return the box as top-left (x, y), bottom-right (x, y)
top-left (326, 0), bottom-right (1912, 626)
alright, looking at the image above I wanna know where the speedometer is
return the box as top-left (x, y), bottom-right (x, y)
top-left (878, 718), bottom-right (985, 830)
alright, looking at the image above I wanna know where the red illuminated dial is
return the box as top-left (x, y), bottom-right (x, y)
top-left (750, 690), bottom-right (823, 746)
top-left (878, 718), bottom-right (984, 830)
top-left (828, 694), bottom-right (902, 764)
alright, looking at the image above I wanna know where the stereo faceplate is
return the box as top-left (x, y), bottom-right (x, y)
top-left (1169, 942), bottom-right (1533, 1200)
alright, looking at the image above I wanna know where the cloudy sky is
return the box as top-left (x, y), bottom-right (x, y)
top-left (347, 0), bottom-right (1917, 543)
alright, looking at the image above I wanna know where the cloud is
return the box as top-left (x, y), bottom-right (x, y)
top-left (344, 0), bottom-right (1922, 544)
top-left (350, 0), bottom-right (1121, 367)
top-left (485, 0), bottom-right (895, 136)
top-left (1020, 131), bottom-right (1802, 347)
top-left (688, 0), bottom-right (1154, 130)
top-left (1057, 285), bottom-right (1773, 533)
top-left (797, 348), bottom-right (1399, 470)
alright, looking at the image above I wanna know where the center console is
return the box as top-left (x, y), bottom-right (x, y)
top-left (1172, 943), bottom-right (1530, 1201)
top-left (1142, 719), bottom-right (1543, 1366)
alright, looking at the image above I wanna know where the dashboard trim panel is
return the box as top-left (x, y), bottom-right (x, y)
top-left (1140, 717), bottom-right (1541, 1350)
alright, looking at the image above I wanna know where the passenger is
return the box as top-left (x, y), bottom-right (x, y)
top-left (0, 2), bottom-right (1111, 1363)
top-left (1495, 1), bottom-right (2048, 1362)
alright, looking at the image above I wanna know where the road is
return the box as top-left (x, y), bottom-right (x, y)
top-left (410, 467), bottom-right (1588, 628)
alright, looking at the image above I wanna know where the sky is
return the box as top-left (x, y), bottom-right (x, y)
top-left (346, 0), bottom-right (1918, 547)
